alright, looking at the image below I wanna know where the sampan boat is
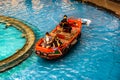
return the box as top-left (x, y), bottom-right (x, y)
top-left (35, 18), bottom-right (82, 60)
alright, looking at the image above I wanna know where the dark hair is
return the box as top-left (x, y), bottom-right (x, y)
top-left (46, 32), bottom-right (49, 35)
top-left (64, 15), bottom-right (67, 17)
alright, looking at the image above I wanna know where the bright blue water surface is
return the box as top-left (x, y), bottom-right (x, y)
top-left (0, 0), bottom-right (120, 80)
top-left (0, 23), bottom-right (26, 60)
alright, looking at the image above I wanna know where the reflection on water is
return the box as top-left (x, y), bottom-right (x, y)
top-left (0, 0), bottom-right (120, 80)
top-left (32, 0), bottom-right (43, 13)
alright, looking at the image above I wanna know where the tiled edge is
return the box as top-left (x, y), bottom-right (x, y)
top-left (0, 15), bottom-right (35, 72)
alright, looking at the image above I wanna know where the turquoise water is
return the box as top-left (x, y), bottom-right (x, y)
top-left (0, 0), bottom-right (120, 80)
top-left (0, 23), bottom-right (26, 60)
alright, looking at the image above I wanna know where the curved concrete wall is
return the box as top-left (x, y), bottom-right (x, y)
top-left (80, 0), bottom-right (120, 17)
top-left (0, 15), bottom-right (35, 72)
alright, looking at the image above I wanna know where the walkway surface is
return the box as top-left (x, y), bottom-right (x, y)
top-left (0, 15), bottom-right (35, 72)
top-left (81, 0), bottom-right (120, 17)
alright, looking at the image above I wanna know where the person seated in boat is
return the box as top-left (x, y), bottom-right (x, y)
top-left (59, 15), bottom-right (72, 33)
top-left (42, 32), bottom-right (54, 48)
top-left (53, 37), bottom-right (62, 47)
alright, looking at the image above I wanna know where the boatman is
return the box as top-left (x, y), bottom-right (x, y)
top-left (59, 15), bottom-right (72, 33)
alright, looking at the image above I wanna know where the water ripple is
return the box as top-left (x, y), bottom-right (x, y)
top-left (0, 0), bottom-right (120, 80)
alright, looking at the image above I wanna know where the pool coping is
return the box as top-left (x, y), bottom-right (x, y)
top-left (0, 15), bottom-right (35, 72)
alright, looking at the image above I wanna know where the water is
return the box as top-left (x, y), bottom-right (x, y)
top-left (0, 0), bottom-right (120, 80)
top-left (0, 23), bottom-right (26, 60)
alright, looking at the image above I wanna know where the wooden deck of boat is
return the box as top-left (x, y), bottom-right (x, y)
top-left (50, 26), bottom-right (78, 44)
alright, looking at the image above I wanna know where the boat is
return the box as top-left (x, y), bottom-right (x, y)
top-left (35, 18), bottom-right (82, 60)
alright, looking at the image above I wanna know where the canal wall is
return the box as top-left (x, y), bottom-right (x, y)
top-left (0, 15), bottom-right (35, 72)
top-left (80, 0), bottom-right (120, 17)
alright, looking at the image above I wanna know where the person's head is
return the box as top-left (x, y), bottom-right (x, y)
top-left (63, 15), bottom-right (67, 19)
top-left (46, 32), bottom-right (49, 36)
